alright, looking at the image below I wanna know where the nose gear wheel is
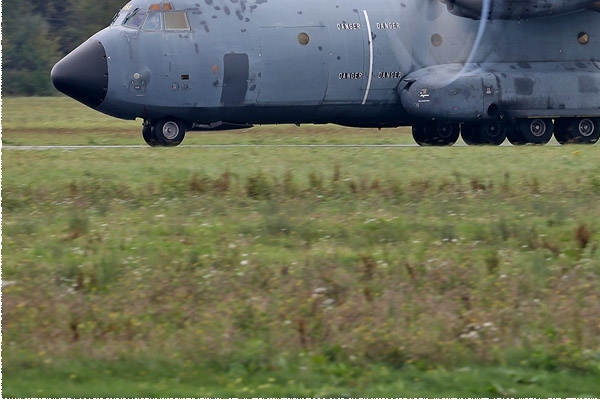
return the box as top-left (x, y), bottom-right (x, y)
top-left (142, 119), bottom-right (186, 147)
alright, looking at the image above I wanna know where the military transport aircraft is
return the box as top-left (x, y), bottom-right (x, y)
top-left (51, 0), bottom-right (600, 147)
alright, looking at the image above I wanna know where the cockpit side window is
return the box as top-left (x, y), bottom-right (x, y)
top-left (122, 8), bottom-right (147, 29)
top-left (143, 11), bottom-right (162, 31)
top-left (164, 11), bottom-right (190, 31)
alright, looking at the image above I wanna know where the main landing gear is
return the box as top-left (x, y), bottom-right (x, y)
top-left (461, 121), bottom-right (507, 145)
top-left (142, 118), bottom-right (186, 147)
top-left (554, 118), bottom-right (600, 144)
top-left (412, 118), bottom-right (600, 146)
top-left (412, 122), bottom-right (460, 146)
top-left (505, 118), bottom-right (554, 145)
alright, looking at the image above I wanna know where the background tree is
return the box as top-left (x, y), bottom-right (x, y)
top-left (2, 0), bottom-right (125, 95)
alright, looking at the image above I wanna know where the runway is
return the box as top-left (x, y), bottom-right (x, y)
top-left (2, 143), bottom-right (429, 150)
top-left (3, 139), bottom-right (567, 150)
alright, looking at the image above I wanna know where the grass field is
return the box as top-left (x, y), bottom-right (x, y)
top-left (2, 97), bottom-right (600, 397)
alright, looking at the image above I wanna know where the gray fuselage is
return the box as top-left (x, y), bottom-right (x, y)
top-left (51, 0), bottom-right (600, 145)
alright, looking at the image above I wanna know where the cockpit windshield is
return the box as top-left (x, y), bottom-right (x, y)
top-left (143, 12), bottom-right (162, 31)
top-left (119, 3), bottom-right (190, 31)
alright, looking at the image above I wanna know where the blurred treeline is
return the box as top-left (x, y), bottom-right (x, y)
top-left (2, 0), bottom-right (126, 95)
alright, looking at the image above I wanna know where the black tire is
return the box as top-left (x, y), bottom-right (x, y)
top-left (462, 121), bottom-right (506, 146)
top-left (142, 123), bottom-right (159, 147)
top-left (506, 122), bottom-right (526, 145)
top-left (152, 118), bottom-right (186, 147)
top-left (430, 122), bottom-right (459, 146)
top-left (570, 118), bottom-right (600, 144)
top-left (480, 121), bottom-right (506, 145)
top-left (461, 122), bottom-right (484, 145)
top-left (412, 124), bottom-right (429, 146)
top-left (518, 118), bottom-right (553, 145)
top-left (413, 123), bottom-right (459, 146)
top-left (553, 119), bottom-right (571, 145)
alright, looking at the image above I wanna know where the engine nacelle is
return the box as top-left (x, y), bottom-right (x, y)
top-left (399, 62), bottom-right (600, 121)
top-left (440, 0), bottom-right (598, 19)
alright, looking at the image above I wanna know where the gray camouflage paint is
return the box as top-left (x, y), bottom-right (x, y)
top-left (60, 0), bottom-right (600, 130)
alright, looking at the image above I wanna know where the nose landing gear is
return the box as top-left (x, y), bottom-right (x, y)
top-left (142, 118), bottom-right (186, 147)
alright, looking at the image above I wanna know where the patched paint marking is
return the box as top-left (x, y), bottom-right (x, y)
top-left (518, 62), bottom-right (532, 69)
top-left (196, 0), bottom-right (254, 30)
top-left (579, 76), bottom-right (600, 93)
top-left (515, 77), bottom-right (534, 95)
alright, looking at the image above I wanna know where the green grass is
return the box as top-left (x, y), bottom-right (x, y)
top-left (1, 96), bottom-right (415, 146)
top-left (2, 97), bottom-right (600, 397)
top-left (3, 354), bottom-right (599, 397)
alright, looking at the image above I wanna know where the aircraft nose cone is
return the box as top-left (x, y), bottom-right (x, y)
top-left (51, 40), bottom-right (108, 108)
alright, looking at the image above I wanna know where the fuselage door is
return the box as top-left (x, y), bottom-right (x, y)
top-left (221, 53), bottom-right (250, 106)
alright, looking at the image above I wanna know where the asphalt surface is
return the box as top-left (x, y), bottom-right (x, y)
top-left (2, 144), bottom-right (427, 150)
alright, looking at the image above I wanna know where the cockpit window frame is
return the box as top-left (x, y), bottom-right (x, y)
top-left (142, 11), bottom-right (163, 31)
top-left (163, 11), bottom-right (191, 31)
top-left (122, 8), bottom-right (148, 30)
